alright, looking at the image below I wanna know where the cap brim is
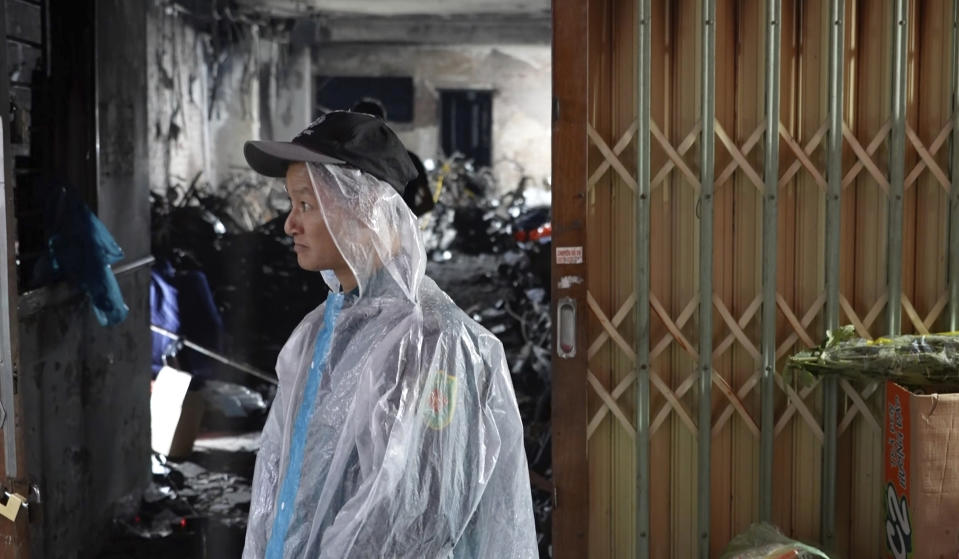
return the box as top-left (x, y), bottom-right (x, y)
top-left (244, 140), bottom-right (345, 178)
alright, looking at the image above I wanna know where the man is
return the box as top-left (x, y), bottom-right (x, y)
top-left (241, 111), bottom-right (537, 558)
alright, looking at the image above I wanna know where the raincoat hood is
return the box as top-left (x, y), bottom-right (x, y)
top-left (307, 162), bottom-right (424, 301)
top-left (243, 163), bottom-right (537, 558)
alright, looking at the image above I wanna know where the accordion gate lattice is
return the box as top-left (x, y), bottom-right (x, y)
top-left (583, 111), bottom-right (953, 448)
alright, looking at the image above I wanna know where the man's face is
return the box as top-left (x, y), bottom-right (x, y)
top-left (284, 163), bottom-right (345, 272)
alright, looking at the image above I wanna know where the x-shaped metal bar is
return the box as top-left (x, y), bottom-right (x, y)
top-left (776, 294), bottom-right (818, 349)
top-left (587, 294), bottom-right (636, 360)
top-left (708, 294), bottom-right (762, 437)
top-left (839, 292), bottom-right (888, 340)
top-left (648, 295), bottom-right (698, 436)
top-left (716, 125), bottom-right (765, 189)
top-left (779, 121), bottom-right (829, 190)
top-left (713, 294), bottom-right (760, 360)
top-left (587, 120), bottom-right (639, 194)
top-left (587, 371), bottom-right (638, 439)
top-left (713, 295), bottom-right (762, 362)
top-left (776, 293), bottom-right (826, 360)
top-left (650, 121), bottom-right (701, 192)
top-left (834, 293), bottom-right (887, 435)
top-left (587, 124), bottom-right (638, 192)
top-left (838, 382), bottom-right (879, 434)
top-left (648, 294), bottom-right (705, 436)
top-left (651, 296), bottom-right (699, 360)
top-left (715, 292), bottom-right (825, 441)
top-left (838, 378), bottom-right (882, 434)
top-left (585, 292), bottom-right (642, 440)
top-left (774, 373), bottom-right (825, 442)
top-left (585, 293), bottom-right (637, 439)
top-left (715, 293), bottom-right (820, 438)
top-left (901, 293), bottom-right (934, 335)
top-left (773, 294), bottom-right (826, 436)
top-left (651, 371), bottom-right (699, 436)
top-left (651, 293), bottom-right (760, 437)
top-left (587, 369), bottom-right (637, 439)
top-left (588, 286), bottom-right (781, 441)
top-left (587, 292), bottom-right (635, 361)
top-left (652, 373), bottom-right (697, 435)
top-left (842, 121), bottom-right (891, 193)
top-left (586, 291), bottom-right (701, 438)
top-left (902, 291), bottom-right (949, 335)
top-left (714, 122), bottom-right (764, 191)
top-left (650, 293), bottom-right (698, 357)
top-left (712, 373), bottom-right (759, 437)
top-left (905, 121), bottom-right (952, 192)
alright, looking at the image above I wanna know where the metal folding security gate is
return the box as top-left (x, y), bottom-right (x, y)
top-left (551, 0), bottom-right (959, 557)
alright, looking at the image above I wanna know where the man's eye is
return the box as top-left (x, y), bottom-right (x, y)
top-left (300, 201), bottom-right (312, 212)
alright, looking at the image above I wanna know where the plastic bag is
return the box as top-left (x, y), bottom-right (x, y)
top-left (721, 523), bottom-right (830, 559)
top-left (45, 184), bottom-right (128, 326)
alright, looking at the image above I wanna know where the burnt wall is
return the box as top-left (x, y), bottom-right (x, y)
top-left (12, 1), bottom-right (153, 557)
top-left (19, 268), bottom-right (151, 559)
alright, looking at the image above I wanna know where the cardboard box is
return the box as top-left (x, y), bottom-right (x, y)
top-left (884, 381), bottom-right (959, 559)
top-left (151, 366), bottom-right (206, 459)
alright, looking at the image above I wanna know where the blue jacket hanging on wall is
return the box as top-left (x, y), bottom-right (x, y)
top-left (44, 184), bottom-right (129, 326)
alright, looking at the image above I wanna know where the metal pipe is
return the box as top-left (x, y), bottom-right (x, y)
top-left (821, 0), bottom-right (846, 551)
top-left (698, 1), bottom-right (716, 556)
top-left (759, 0), bottom-right (782, 523)
top-left (0, 122), bottom-right (17, 479)
top-left (821, 379), bottom-right (838, 549)
top-left (0, 0), bottom-right (19, 478)
top-left (888, 0), bottom-right (908, 336)
top-left (112, 255), bottom-right (155, 277)
top-left (824, 2), bottom-right (845, 353)
top-left (150, 324), bottom-right (278, 385)
top-left (635, 0), bottom-right (652, 556)
top-left (949, 0), bottom-right (959, 331)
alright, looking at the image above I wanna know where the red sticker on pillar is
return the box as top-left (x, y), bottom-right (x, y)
top-left (556, 246), bottom-right (583, 265)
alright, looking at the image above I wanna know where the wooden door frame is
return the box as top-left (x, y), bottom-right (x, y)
top-left (550, 0), bottom-right (589, 557)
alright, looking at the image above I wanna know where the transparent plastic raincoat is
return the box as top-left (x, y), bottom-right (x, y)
top-left (243, 162), bottom-right (538, 558)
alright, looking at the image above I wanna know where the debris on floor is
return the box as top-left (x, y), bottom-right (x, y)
top-left (97, 434), bottom-right (258, 559)
top-left (201, 379), bottom-right (267, 419)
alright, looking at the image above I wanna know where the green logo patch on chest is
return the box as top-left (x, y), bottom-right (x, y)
top-left (422, 370), bottom-right (457, 430)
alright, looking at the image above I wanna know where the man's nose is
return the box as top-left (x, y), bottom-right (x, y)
top-left (284, 211), bottom-right (300, 237)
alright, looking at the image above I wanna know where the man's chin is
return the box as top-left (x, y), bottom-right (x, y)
top-left (295, 254), bottom-right (319, 271)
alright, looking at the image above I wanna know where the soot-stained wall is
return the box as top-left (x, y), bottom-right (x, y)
top-left (311, 43), bottom-right (552, 193)
top-left (14, 2), bottom-right (152, 557)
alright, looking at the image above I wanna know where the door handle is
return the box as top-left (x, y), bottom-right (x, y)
top-left (557, 298), bottom-right (576, 358)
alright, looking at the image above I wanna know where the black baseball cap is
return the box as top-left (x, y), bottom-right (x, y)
top-left (243, 111), bottom-right (417, 195)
